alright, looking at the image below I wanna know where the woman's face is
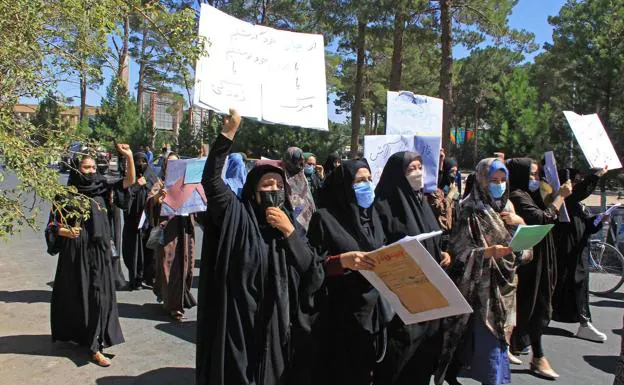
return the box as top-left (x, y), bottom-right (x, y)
top-left (256, 172), bottom-right (284, 192)
top-left (353, 168), bottom-right (372, 184)
top-left (529, 163), bottom-right (539, 181)
top-left (405, 160), bottom-right (423, 176)
top-left (490, 170), bottom-right (506, 185)
top-left (137, 157), bottom-right (148, 170)
top-left (334, 159), bottom-right (341, 168)
top-left (80, 158), bottom-right (97, 175)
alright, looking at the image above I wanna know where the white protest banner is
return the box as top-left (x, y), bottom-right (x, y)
top-left (360, 232), bottom-right (473, 325)
top-left (364, 135), bottom-right (440, 193)
top-left (386, 91), bottom-right (443, 136)
top-left (194, 4), bottom-right (328, 131)
top-left (563, 111), bottom-right (622, 170)
top-left (543, 151), bottom-right (569, 222)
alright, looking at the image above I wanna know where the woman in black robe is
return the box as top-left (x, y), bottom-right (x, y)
top-left (307, 158), bottom-right (392, 385)
top-left (48, 144), bottom-right (135, 367)
top-left (506, 158), bottom-right (572, 379)
top-left (552, 166), bottom-right (608, 341)
top-left (373, 152), bottom-right (451, 385)
top-left (196, 111), bottom-right (324, 385)
top-left (322, 152), bottom-right (341, 179)
top-left (121, 152), bottom-right (156, 290)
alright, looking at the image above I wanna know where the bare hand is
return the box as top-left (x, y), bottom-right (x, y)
top-left (486, 245), bottom-right (513, 259)
top-left (340, 251), bottom-right (376, 271)
top-left (137, 176), bottom-right (147, 186)
top-left (315, 165), bottom-right (325, 179)
top-left (439, 149), bottom-right (446, 169)
top-left (559, 180), bottom-right (573, 198)
top-left (500, 212), bottom-right (525, 226)
top-left (596, 165), bottom-right (608, 177)
top-left (440, 252), bottom-right (452, 268)
top-left (222, 108), bottom-right (242, 139)
top-left (58, 227), bottom-right (81, 239)
top-left (157, 190), bottom-right (167, 204)
top-left (115, 143), bottom-right (132, 158)
top-left (266, 207), bottom-right (294, 237)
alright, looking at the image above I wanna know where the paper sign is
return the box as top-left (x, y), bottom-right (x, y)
top-left (184, 159), bottom-right (206, 184)
top-left (563, 111), bottom-right (622, 170)
top-left (509, 224), bottom-right (554, 251)
top-left (364, 135), bottom-right (440, 193)
top-left (161, 159), bottom-right (208, 216)
top-left (543, 151), bottom-right (569, 222)
top-left (386, 91), bottom-right (443, 136)
top-left (360, 232), bottom-right (473, 325)
top-left (594, 203), bottom-right (622, 226)
top-left (137, 210), bottom-right (147, 230)
top-left (194, 4), bottom-right (328, 130)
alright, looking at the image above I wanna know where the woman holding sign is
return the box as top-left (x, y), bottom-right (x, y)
top-left (506, 158), bottom-right (572, 379)
top-left (196, 110), bottom-right (324, 385)
top-left (373, 151), bottom-right (450, 385)
top-left (307, 159), bottom-right (393, 385)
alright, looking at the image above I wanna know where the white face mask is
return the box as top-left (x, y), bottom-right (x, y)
top-left (406, 170), bottom-right (424, 191)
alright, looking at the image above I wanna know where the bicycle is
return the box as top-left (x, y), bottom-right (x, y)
top-left (587, 238), bottom-right (624, 295)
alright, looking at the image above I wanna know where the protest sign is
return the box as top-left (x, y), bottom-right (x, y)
top-left (360, 232), bottom-right (473, 325)
top-left (509, 224), bottom-right (554, 252)
top-left (194, 4), bottom-right (328, 130)
top-left (563, 111), bottom-right (622, 170)
top-left (161, 159), bottom-right (208, 216)
top-left (386, 91), bottom-right (443, 136)
top-left (543, 151), bottom-right (569, 222)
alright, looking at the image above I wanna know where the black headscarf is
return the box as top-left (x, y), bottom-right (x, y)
top-left (67, 158), bottom-right (111, 240)
top-left (438, 157), bottom-right (458, 190)
top-left (323, 152), bottom-right (341, 178)
top-left (506, 157), bottom-right (544, 208)
top-left (134, 151), bottom-right (158, 189)
top-left (375, 152), bottom-right (441, 256)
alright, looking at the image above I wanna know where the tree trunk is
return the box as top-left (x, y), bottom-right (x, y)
top-left (350, 18), bottom-right (366, 158)
top-left (117, 13), bottom-right (130, 96)
top-left (79, 71), bottom-right (87, 124)
top-left (473, 102), bottom-right (479, 165)
top-left (389, 9), bottom-right (406, 92)
top-left (439, 0), bottom-right (453, 151)
top-left (137, 22), bottom-right (149, 113)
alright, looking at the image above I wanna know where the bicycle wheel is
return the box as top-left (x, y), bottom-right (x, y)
top-left (588, 241), bottom-right (624, 295)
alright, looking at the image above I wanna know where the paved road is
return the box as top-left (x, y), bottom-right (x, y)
top-left (0, 172), bottom-right (622, 385)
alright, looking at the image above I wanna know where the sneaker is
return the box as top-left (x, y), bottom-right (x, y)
top-left (530, 357), bottom-right (559, 379)
top-left (511, 346), bottom-right (531, 356)
top-left (507, 350), bottom-right (523, 365)
top-left (576, 323), bottom-right (608, 342)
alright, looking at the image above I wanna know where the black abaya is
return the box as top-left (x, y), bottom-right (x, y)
top-left (196, 134), bottom-right (324, 385)
top-left (373, 152), bottom-right (443, 385)
top-left (307, 159), bottom-right (393, 385)
top-left (552, 172), bottom-right (601, 323)
top-left (50, 174), bottom-right (125, 353)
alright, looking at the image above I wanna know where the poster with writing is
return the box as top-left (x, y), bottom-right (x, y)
top-left (161, 159), bottom-right (208, 216)
top-left (543, 151), bottom-right (569, 222)
top-left (563, 111), bottom-right (622, 170)
top-left (363, 135), bottom-right (440, 193)
top-left (194, 4), bottom-right (328, 130)
top-left (360, 232), bottom-right (473, 325)
top-left (386, 91), bottom-right (443, 136)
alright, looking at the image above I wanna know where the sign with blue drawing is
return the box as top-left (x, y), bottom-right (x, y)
top-left (364, 135), bottom-right (441, 193)
top-left (161, 159), bottom-right (208, 217)
top-left (184, 159), bottom-right (206, 184)
top-left (386, 91), bottom-right (443, 137)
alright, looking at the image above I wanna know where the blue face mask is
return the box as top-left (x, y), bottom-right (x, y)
top-left (489, 182), bottom-right (506, 199)
top-left (528, 179), bottom-right (541, 192)
top-left (353, 181), bottom-right (375, 209)
top-left (304, 165), bottom-right (314, 176)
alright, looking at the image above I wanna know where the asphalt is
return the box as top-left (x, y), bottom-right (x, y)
top-left (0, 172), bottom-right (622, 385)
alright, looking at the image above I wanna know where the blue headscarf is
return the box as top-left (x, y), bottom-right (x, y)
top-left (224, 153), bottom-right (247, 198)
top-left (489, 159), bottom-right (508, 179)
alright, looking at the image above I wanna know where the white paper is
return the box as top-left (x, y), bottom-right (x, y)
top-left (364, 135), bottom-right (441, 193)
top-left (386, 91), bottom-right (443, 136)
top-left (543, 151), bottom-right (570, 222)
top-left (594, 203), bottom-right (622, 226)
top-left (194, 4), bottom-right (328, 130)
top-left (360, 232), bottom-right (473, 325)
top-left (137, 210), bottom-right (147, 230)
top-left (563, 111), bottom-right (622, 170)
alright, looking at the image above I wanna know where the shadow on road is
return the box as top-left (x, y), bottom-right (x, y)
top-left (544, 326), bottom-right (575, 338)
top-left (117, 302), bottom-right (170, 322)
top-left (0, 290), bottom-right (51, 303)
top-left (590, 300), bottom-right (624, 308)
top-left (0, 334), bottom-right (89, 367)
top-left (583, 355), bottom-right (617, 374)
top-left (96, 367), bottom-right (195, 385)
top-left (155, 321), bottom-right (197, 344)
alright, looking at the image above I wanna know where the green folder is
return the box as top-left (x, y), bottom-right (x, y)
top-left (509, 224), bottom-right (555, 251)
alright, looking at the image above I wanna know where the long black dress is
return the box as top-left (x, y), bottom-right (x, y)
top-left (552, 171), bottom-right (601, 323)
top-left (49, 172), bottom-right (125, 353)
top-left (307, 159), bottom-right (393, 385)
top-left (507, 158), bottom-right (558, 353)
top-left (373, 152), bottom-right (443, 385)
top-left (196, 134), bottom-right (324, 385)
top-left (121, 152), bottom-right (155, 289)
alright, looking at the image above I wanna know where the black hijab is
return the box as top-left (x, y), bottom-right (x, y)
top-left (438, 157), bottom-right (458, 190)
top-left (67, 158), bottom-right (110, 239)
top-left (134, 151), bottom-right (158, 189)
top-left (506, 157), bottom-right (545, 208)
top-left (323, 152), bottom-right (341, 177)
top-left (375, 152), bottom-right (441, 256)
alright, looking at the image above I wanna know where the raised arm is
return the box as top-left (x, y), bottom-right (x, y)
top-left (201, 109), bottom-right (242, 221)
top-left (116, 143), bottom-right (135, 190)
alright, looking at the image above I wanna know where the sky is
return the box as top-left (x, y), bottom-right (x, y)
top-left (27, 0), bottom-right (569, 121)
